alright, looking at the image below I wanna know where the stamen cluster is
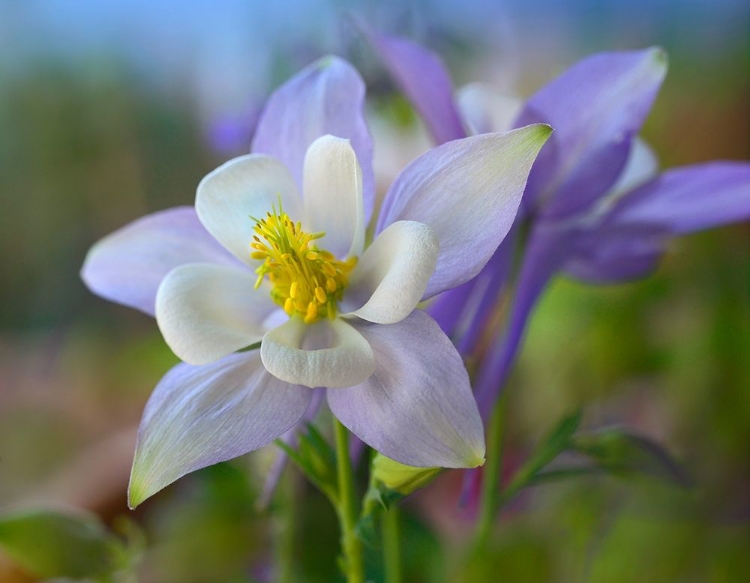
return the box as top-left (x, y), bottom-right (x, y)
top-left (251, 205), bottom-right (357, 324)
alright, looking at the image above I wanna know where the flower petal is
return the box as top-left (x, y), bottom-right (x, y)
top-left (251, 56), bottom-right (375, 222)
top-left (519, 48), bottom-right (667, 218)
top-left (156, 263), bottom-right (278, 365)
top-left (456, 83), bottom-right (523, 135)
top-left (302, 135), bottom-right (365, 258)
top-left (128, 352), bottom-right (311, 508)
top-left (562, 224), bottom-right (667, 284)
top-left (377, 125), bottom-right (552, 298)
top-left (342, 221), bottom-right (438, 324)
top-left (327, 311), bottom-right (485, 468)
top-left (454, 231), bottom-right (517, 355)
top-left (606, 137), bottom-right (659, 199)
top-left (427, 279), bottom-right (476, 339)
top-left (474, 225), bottom-right (573, 418)
top-left (81, 207), bottom-right (241, 316)
top-left (607, 161), bottom-right (750, 234)
top-left (260, 318), bottom-right (375, 389)
top-left (365, 31), bottom-right (466, 145)
top-left (195, 154), bottom-right (303, 266)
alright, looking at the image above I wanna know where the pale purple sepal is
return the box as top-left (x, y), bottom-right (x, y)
top-left (81, 206), bottom-right (242, 316)
top-left (328, 311), bottom-right (485, 468)
top-left (519, 48), bottom-right (667, 219)
top-left (251, 56), bottom-right (376, 222)
top-left (606, 162), bottom-right (750, 234)
top-left (367, 32), bottom-right (467, 145)
top-left (562, 224), bottom-right (667, 284)
top-left (377, 127), bottom-right (550, 299)
top-left (129, 351), bottom-right (311, 508)
top-left (474, 226), bottom-right (573, 417)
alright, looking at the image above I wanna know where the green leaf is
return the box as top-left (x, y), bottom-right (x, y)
top-left (276, 422), bottom-right (339, 503)
top-left (498, 410), bottom-right (583, 505)
top-left (570, 429), bottom-right (691, 486)
top-left (0, 508), bottom-right (126, 580)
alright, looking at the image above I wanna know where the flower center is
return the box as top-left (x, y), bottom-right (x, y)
top-left (250, 204), bottom-right (357, 324)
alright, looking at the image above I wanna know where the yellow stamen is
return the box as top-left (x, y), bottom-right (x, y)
top-left (304, 301), bottom-right (318, 324)
top-left (283, 297), bottom-right (294, 315)
top-left (249, 202), bottom-right (357, 324)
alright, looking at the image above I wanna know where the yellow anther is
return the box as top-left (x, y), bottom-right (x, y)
top-left (284, 297), bottom-right (294, 315)
top-left (304, 302), bottom-right (318, 324)
top-left (322, 262), bottom-right (337, 277)
top-left (250, 203), bottom-right (357, 324)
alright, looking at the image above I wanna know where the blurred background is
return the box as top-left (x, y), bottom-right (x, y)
top-left (0, 0), bottom-right (748, 581)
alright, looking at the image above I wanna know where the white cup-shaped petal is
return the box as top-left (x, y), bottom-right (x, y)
top-left (261, 318), bottom-right (375, 388)
top-left (196, 154), bottom-right (303, 266)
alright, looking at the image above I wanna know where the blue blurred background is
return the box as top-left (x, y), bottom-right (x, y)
top-left (0, 1), bottom-right (748, 581)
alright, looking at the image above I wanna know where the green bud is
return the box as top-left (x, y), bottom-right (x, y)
top-left (372, 454), bottom-right (441, 495)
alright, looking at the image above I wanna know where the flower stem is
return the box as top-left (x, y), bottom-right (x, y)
top-left (333, 418), bottom-right (365, 583)
top-left (474, 391), bottom-right (508, 548)
top-left (383, 506), bottom-right (402, 583)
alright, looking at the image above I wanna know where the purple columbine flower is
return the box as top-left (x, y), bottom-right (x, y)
top-left (81, 55), bottom-right (551, 507)
top-left (368, 32), bottom-right (750, 418)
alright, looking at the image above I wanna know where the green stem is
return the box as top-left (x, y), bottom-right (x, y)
top-left (474, 391), bottom-right (508, 548)
top-left (334, 418), bottom-right (365, 583)
top-left (383, 507), bottom-right (402, 583)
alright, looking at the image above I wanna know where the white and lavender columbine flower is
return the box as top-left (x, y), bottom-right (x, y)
top-left (81, 55), bottom-right (551, 507)
top-left (368, 33), bottom-right (750, 416)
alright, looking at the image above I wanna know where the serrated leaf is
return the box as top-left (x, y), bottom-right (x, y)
top-left (0, 509), bottom-right (125, 580)
top-left (571, 429), bottom-right (691, 486)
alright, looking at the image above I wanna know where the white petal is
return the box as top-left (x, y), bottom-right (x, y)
top-left (195, 154), bottom-right (303, 266)
top-left (156, 263), bottom-right (278, 365)
top-left (251, 56), bottom-right (376, 223)
top-left (456, 83), bottom-right (524, 135)
top-left (128, 352), bottom-right (311, 507)
top-left (303, 135), bottom-right (365, 258)
top-left (341, 221), bottom-right (438, 324)
top-left (260, 318), bottom-right (375, 388)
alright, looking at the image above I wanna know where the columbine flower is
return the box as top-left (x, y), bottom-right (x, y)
top-left (81, 55), bottom-right (551, 507)
top-left (368, 33), bottom-right (750, 414)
